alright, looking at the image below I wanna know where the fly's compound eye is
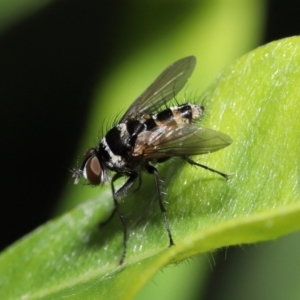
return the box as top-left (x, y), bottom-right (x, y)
top-left (84, 155), bottom-right (102, 185)
top-left (74, 148), bottom-right (102, 185)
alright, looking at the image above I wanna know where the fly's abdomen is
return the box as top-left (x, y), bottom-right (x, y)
top-left (145, 104), bottom-right (204, 129)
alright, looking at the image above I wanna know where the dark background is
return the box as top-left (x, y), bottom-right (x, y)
top-left (0, 0), bottom-right (299, 297)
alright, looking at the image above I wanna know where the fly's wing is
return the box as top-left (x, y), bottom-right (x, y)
top-left (133, 124), bottom-right (232, 159)
top-left (120, 56), bottom-right (196, 123)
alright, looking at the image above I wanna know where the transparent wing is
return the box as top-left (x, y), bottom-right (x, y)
top-left (133, 124), bottom-right (232, 159)
top-left (120, 56), bottom-right (196, 122)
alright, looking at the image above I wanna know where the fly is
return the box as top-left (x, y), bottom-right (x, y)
top-left (73, 56), bottom-right (232, 265)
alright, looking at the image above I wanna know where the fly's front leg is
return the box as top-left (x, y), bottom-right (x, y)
top-left (146, 165), bottom-right (175, 247)
top-left (111, 172), bottom-right (138, 265)
top-left (100, 172), bottom-right (138, 226)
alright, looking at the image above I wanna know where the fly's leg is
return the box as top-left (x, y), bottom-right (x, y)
top-left (132, 172), bottom-right (142, 193)
top-left (146, 165), bottom-right (175, 247)
top-left (100, 173), bottom-right (138, 226)
top-left (110, 172), bottom-right (138, 265)
top-left (183, 157), bottom-right (229, 180)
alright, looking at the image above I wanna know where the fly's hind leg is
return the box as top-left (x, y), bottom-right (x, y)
top-left (183, 156), bottom-right (229, 179)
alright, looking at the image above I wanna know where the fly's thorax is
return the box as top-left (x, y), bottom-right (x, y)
top-left (125, 120), bottom-right (147, 141)
top-left (105, 124), bottom-right (131, 156)
top-left (100, 120), bottom-right (147, 170)
top-left (100, 137), bottom-right (125, 170)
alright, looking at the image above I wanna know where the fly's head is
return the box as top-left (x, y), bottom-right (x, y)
top-left (73, 148), bottom-right (105, 186)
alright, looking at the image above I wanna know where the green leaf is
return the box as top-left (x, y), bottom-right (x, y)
top-left (2, 36), bottom-right (300, 299)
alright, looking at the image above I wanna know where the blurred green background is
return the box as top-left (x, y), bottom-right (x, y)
top-left (1, 0), bottom-right (300, 299)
